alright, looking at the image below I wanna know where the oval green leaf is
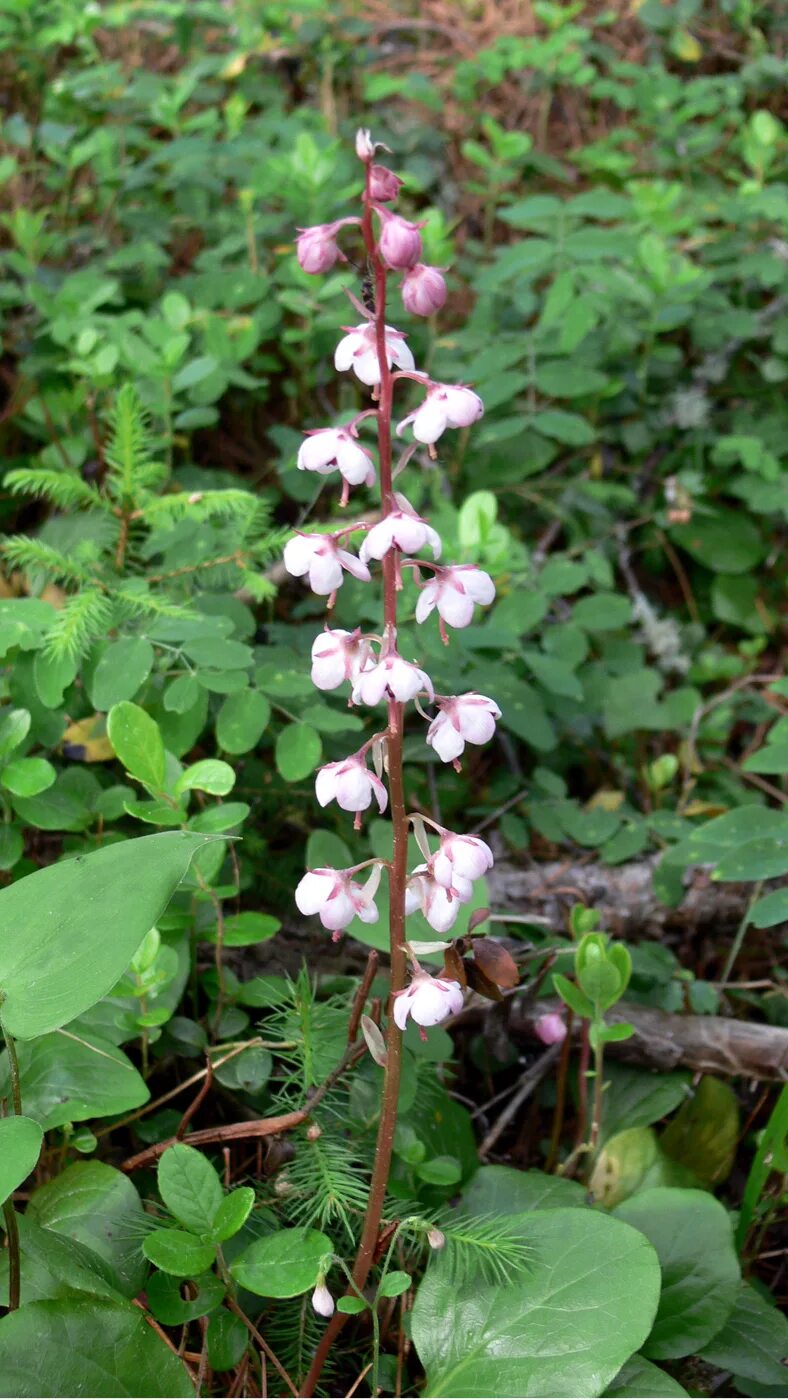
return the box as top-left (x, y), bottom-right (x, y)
top-left (107, 702), bottom-right (166, 791)
top-left (275, 723), bottom-right (322, 782)
top-left (0, 1116), bottom-right (43, 1203)
top-left (230, 1227), bottom-right (332, 1298)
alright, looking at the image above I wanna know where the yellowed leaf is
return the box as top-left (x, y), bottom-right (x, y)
top-left (62, 714), bottom-right (114, 763)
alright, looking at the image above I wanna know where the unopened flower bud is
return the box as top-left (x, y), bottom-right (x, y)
top-left (401, 265), bottom-right (446, 317)
top-left (427, 1228), bottom-right (446, 1250)
top-left (356, 128), bottom-right (375, 162)
top-left (377, 209), bottom-right (424, 270)
top-left (535, 1012), bottom-right (568, 1046)
top-left (312, 1281), bottom-right (335, 1318)
top-left (369, 164), bottom-right (403, 202)
top-left (296, 223), bottom-right (341, 275)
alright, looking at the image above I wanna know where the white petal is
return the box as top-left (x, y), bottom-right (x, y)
top-left (410, 980), bottom-right (454, 1026)
top-left (315, 765), bottom-right (339, 807)
top-left (283, 535), bottom-right (315, 577)
top-left (310, 552), bottom-right (343, 595)
top-left (335, 765), bottom-right (372, 811)
top-left (360, 519), bottom-right (393, 562)
top-left (355, 898), bottom-right (379, 925)
top-left (432, 850), bottom-right (454, 888)
top-left (426, 714), bottom-right (465, 762)
top-left (464, 568), bottom-right (496, 604)
top-left (335, 332), bottom-right (363, 372)
top-left (298, 432), bottom-right (337, 472)
top-left (354, 348), bottom-right (382, 385)
top-left (411, 398), bottom-right (448, 445)
top-left (295, 869), bottom-right (336, 915)
top-left (390, 337), bottom-right (415, 371)
top-left (458, 706), bottom-right (497, 745)
top-left (425, 525), bottom-right (442, 560)
top-left (415, 582), bottom-right (438, 624)
top-left (424, 884), bottom-right (461, 933)
top-left (337, 549), bottom-right (371, 582)
top-left (320, 887), bottom-right (356, 930)
top-left (436, 583), bottom-right (475, 629)
top-left (393, 990), bottom-right (412, 1030)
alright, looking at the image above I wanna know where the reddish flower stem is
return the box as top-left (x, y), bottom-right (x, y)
top-left (300, 162), bottom-right (408, 1400)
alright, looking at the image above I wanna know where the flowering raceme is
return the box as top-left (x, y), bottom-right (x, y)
top-left (287, 132), bottom-right (502, 1028)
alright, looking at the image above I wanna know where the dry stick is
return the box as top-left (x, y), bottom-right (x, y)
top-left (175, 1053), bottom-right (213, 1140)
top-left (300, 162), bottom-right (409, 1400)
top-left (347, 950), bottom-right (380, 1044)
top-left (479, 1044), bottom-right (563, 1158)
top-left (226, 1300), bottom-right (298, 1400)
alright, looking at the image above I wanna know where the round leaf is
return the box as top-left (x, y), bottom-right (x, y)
top-left (175, 759), bottom-right (235, 797)
top-left (275, 723), bottom-right (322, 782)
top-left (142, 1228), bottom-right (216, 1277)
top-left (216, 690), bottom-right (270, 754)
top-left (90, 639), bottom-right (155, 711)
top-left (0, 757), bottom-right (56, 797)
top-left (0, 1116), bottom-right (43, 1203)
top-left (107, 702), bottom-right (166, 790)
top-left (230, 1227), bottom-right (333, 1298)
top-left (157, 1144), bottom-right (223, 1235)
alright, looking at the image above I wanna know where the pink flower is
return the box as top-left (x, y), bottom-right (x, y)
top-left (426, 693), bottom-right (501, 763)
top-left (369, 165), bottom-right (403, 202)
top-left (352, 652), bottom-right (433, 706)
top-left (315, 752), bottom-right (388, 815)
top-left (311, 628), bottom-right (368, 691)
top-left (401, 265), bottom-right (447, 317)
top-left (356, 128), bottom-right (376, 162)
top-left (393, 973), bottom-right (464, 1029)
top-left (416, 564), bottom-right (495, 630)
top-left (535, 1012), bottom-right (568, 1046)
top-left (335, 323), bottom-right (415, 387)
top-left (376, 208), bottom-right (424, 270)
top-left (432, 832), bottom-right (494, 890)
top-left (398, 383), bottom-right (483, 445)
top-left (406, 864), bottom-right (471, 932)
top-left (311, 1283), bottom-right (335, 1318)
top-left (297, 429), bottom-right (375, 488)
top-left (295, 866), bottom-right (380, 931)
top-left (296, 219), bottom-right (357, 275)
top-left (283, 533), bottom-right (370, 596)
top-left (359, 498), bottom-right (441, 565)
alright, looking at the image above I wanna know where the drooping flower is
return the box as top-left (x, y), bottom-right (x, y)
top-left (359, 497), bottom-right (441, 565)
top-left (398, 383), bottom-right (483, 445)
top-left (296, 219), bottom-right (357, 275)
top-left (335, 323), bottom-right (415, 387)
top-left (405, 864), bottom-right (471, 932)
top-left (401, 264), bottom-right (447, 317)
top-left (297, 428), bottom-right (375, 488)
top-left (295, 866), bottom-right (380, 931)
top-left (352, 652), bottom-right (433, 706)
top-left (393, 972), bottom-right (464, 1029)
top-left (283, 533), bottom-right (370, 596)
top-left (432, 832), bottom-right (494, 890)
top-left (315, 752), bottom-right (388, 815)
top-left (311, 1282), bottom-right (335, 1318)
top-left (356, 128), bottom-right (376, 162)
top-left (415, 564), bottom-right (495, 630)
top-left (369, 165), bottom-right (403, 202)
top-left (376, 208), bottom-right (424, 270)
top-left (311, 628), bottom-right (368, 691)
top-left (534, 1012), bottom-right (568, 1046)
top-left (426, 693), bottom-right (501, 763)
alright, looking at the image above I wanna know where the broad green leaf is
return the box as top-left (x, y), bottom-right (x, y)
top-left (90, 640), bottom-right (154, 711)
top-left (0, 708), bottom-right (31, 761)
top-left (535, 363), bottom-right (608, 397)
top-left (182, 637), bottom-right (252, 669)
top-left (206, 1311), bottom-right (248, 1371)
top-left (697, 1282), bottom-right (788, 1387)
top-left (209, 1187), bottom-right (255, 1243)
top-left (614, 1188), bottom-right (740, 1359)
top-left (743, 742), bottom-right (788, 774)
top-left (175, 758), bottom-right (235, 797)
top-left (0, 1031), bottom-right (148, 1130)
top-left (275, 722), bottom-right (322, 781)
top-left (589, 1128), bottom-right (685, 1208)
top-left (573, 593), bottom-right (632, 630)
top-left (672, 509), bottom-right (765, 575)
top-left (0, 1298), bottom-right (193, 1397)
top-left (378, 1270), bottom-right (411, 1298)
top-left (231, 1227), bottom-right (333, 1298)
top-left (737, 1086), bottom-right (788, 1249)
top-left (33, 653), bottom-right (77, 708)
top-left (157, 1143), bottom-right (223, 1235)
top-left (163, 674), bottom-right (200, 714)
top-left (142, 1228), bottom-right (216, 1276)
top-left (216, 689), bottom-right (270, 753)
top-left (0, 757), bottom-right (56, 797)
top-left (26, 1162), bottom-right (147, 1296)
top-left (208, 912), bottom-right (281, 947)
top-left (660, 1076), bottom-right (738, 1186)
top-left (713, 834), bottom-right (788, 882)
top-left (0, 831), bottom-right (210, 1039)
top-left (461, 1166), bottom-right (586, 1217)
top-left (189, 801), bottom-right (250, 834)
top-left (214, 1045), bottom-right (271, 1093)
top-left (603, 1354), bottom-right (688, 1397)
top-left (17, 1216), bottom-right (128, 1306)
top-left (107, 702), bottom-right (166, 790)
top-left (600, 1065), bottom-right (691, 1145)
top-left (0, 1117), bottom-right (42, 1203)
top-left (412, 1208), bottom-right (661, 1397)
top-left (750, 888), bottom-right (788, 928)
top-left (146, 1270), bottom-right (225, 1326)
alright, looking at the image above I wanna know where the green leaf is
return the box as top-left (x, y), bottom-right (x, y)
top-left (713, 834), bottom-right (788, 882)
top-left (172, 355), bottom-right (220, 393)
top-left (216, 690), bottom-right (270, 753)
top-left (0, 1116), bottom-right (43, 1204)
top-left (600, 1065), bottom-right (691, 1145)
top-left (572, 593), bottom-right (632, 630)
top-left (0, 1298), bottom-right (193, 1396)
top-left (189, 802), bottom-right (250, 834)
top-left (183, 637), bottom-right (253, 669)
top-left (231, 1227), bottom-right (333, 1298)
top-left (412, 1207), bottom-right (661, 1397)
top-left (0, 1031), bottom-right (148, 1131)
top-left (461, 1166), bottom-right (586, 1217)
top-left (175, 759), bottom-right (235, 797)
top-left (751, 888), bottom-right (788, 928)
top-left (553, 973), bottom-right (594, 1019)
top-left (275, 723), bottom-right (322, 781)
top-left (163, 674), bottom-right (200, 714)
top-left (337, 1295), bottom-right (368, 1315)
top-left (0, 757), bottom-right (56, 797)
top-left (142, 1227), bottom-right (216, 1277)
top-left (16, 1215), bottom-right (128, 1305)
top-left (0, 831), bottom-right (210, 1039)
top-left (742, 743), bottom-right (788, 774)
top-left (26, 1161), bottom-right (148, 1297)
top-left (107, 701), bottom-right (166, 790)
top-left (90, 640), bottom-right (155, 711)
top-left (603, 1354), bottom-right (689, 1397)
top-left (523, 651), bottom-right (583, 700)
top-left (534, 363), bottom-right (608, 398)
top-left (672, 509), bottom-right (764, 575)
top-left (697, 1282), bottom-right (788, 1387)
top-left (208, 1187), bottom-right (255, 1243)
top-left (214, 1045), bottom-right (271, 1093)
top-left (146, 1270), bottom-right (224, 1326)
top-left (33, 653), bottom-right (77, 708)
top-left (157, 1143), bottom-right (223, 1235)
top-left (660, 1076), bottom-right (738, 1186)
top-left (589, 1128), bottom-right (682, 1209)
top-left (614, 1188), bottom-right (740, 1359)
top-left (206, 1310), bottom-right (248, 1370)
top-left (378, 1270), bottom-right (412, 1298)
top-left (417, 1156), bottom-right (462, 1186)
top-left (210, 912), bottom-right (281, 947)
top-left (0, 708), bottom-right (31, 761)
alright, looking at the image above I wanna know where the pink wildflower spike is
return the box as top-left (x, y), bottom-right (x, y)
top-left (283, 532), bottom-right (370, 596)
top-left (415, 564), bottom-right (495, 632)
top-left (393, 972), bottom-right (464, 1030)
top-left (295, 865), bottom-right (381, 932)
top-left (310, 628), bottom-right (369, 691)
top-left (315, 752), bottom-right (388, 820)
top-left (432, 832), bottom-right (494, 890)
top-left (401, 264), bottom-right (447, 317)
top-left (376, 208), bottom-right (424, 270)
top-left (359, 496), bottom-right (441, 565)
top-left (398, 383), bottom-right (484, 445)
top-left (352, 651), bottom-right (433, 706)
top-left (369, 165), bottom-right (403, 202)
top-left (334, 323), bottom-right (415, 387)
top-left (426, 693), bottom-right (502, 764)
top-left (297, 428), bottom-right (375, 490)
top-left (535, 1012), bottom-right (568, 1046)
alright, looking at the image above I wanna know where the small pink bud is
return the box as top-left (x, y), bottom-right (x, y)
top-left (401, 265), bottom-right (446, 317)
top-left (427, 1228), bottom-right (446, 1250)
top-left (356, 128), bottom-right (375, 162)
top-left (296, 224), bottom-right (341, 275)
top-left (369, 164), bottom-right (403, 202)
top-left (377, 209), bottom-right (424, 270)
top-left (312, 1282), bottom-right (335, 1318)
top-left (535, 1012), bottom-right (568, 1046)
